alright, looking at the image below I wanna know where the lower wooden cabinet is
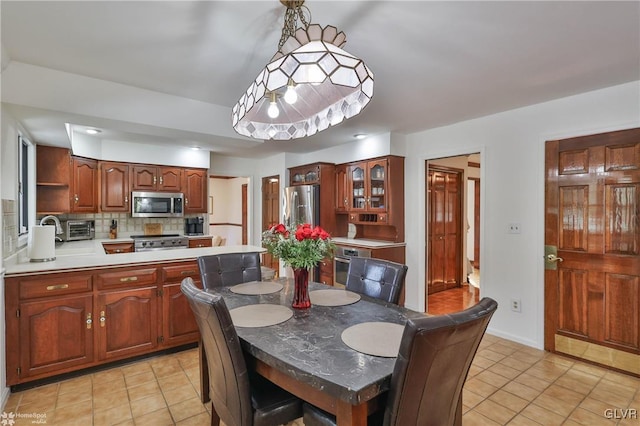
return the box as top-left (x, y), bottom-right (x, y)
top-left (97, 287), bottom-right (159, 361)
top-left (5, 260), bottom-right (202, 385)
top-left (18, 295), bottom-right (94, 379)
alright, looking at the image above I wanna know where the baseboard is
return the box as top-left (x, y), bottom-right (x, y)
top-left (486, 327), bottom-right (541, 350)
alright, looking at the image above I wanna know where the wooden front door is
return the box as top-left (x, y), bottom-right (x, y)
top-left (545, 128), bottom-right (640, 376)
top-left (261, 176), bottom-right (280, 272)
top-left (427, 166), bottom-right (463, 295)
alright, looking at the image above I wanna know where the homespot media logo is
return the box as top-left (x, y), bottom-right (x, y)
top-left (1, 411), bottom-right (47, 424)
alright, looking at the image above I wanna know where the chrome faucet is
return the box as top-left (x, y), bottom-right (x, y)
top-left (39, 215), bottom-right (63, 235)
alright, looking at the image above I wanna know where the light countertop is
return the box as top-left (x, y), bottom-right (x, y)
top-left (5, 238), bottom-right (264, 276)
top-left (332, 237), bottom-right (406, 249)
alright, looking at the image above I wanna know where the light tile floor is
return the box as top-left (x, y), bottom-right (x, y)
top-left (3, 336), bottom-right (639, 425)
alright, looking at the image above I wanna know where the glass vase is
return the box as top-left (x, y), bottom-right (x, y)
top-left (292, 267), bottom-right (311, 309)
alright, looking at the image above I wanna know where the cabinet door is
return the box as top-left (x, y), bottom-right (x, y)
top-left (19, 295), bottom-right (94, 379)
top-left (189, 237), bottom-right (212, 248)
top-left (349, 163), bottom-right (367, 211)
top-left (97, 287), bottom-right (159, 360)
top-left (131, 165), bottom-right (158, 191)
top-left (159, 167), bottom-right (183, 192)
top-left (162, 282), bottom-right (200, 347)
top-left (184, 169), bottom-right (207, 213)
top-left (367, 159), bottom-right (388, 211)
top-left (335, 164), bottom-right (348, 213)
top-left (71, 157), bottom-right (98, 213)
top-left (101, 162), bottom-right (130, 212)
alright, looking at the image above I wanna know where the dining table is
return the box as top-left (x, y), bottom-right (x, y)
top-left (199, 278), bottom-right (427, 426)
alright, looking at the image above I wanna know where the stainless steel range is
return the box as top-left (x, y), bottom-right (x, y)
top-left (131, 234), bottom-right (189, 252)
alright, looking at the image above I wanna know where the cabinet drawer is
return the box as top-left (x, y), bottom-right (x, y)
top-left (97, 268), bottom-right (158, 289)
top-left (188, 238), bottom-right (212, 248)
top-left (102, 242), bottom-right (134, 254)
top-left (162, 263), bottom-right (201, 281)
top-left (19, 274), bottom-right (93, 300)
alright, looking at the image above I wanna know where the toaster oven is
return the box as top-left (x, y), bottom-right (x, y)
top-left (63, 220), bottom-right (95, 241)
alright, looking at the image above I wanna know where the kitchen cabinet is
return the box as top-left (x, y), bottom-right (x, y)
top-left (97, 287), bottom-right (159, 361)
top-left (4, 261), bottom-right (203, 385)
top-left (348, 158), bottom-right (388, 213)
top-left (100, 161), bottom-right (130, 212)
top-left (188, 236), bottom-right (213, 248)
top-left (102, 241), bottom-right (134, 254)
top-left (131, 165), bottom-right (183, 192)
top-left (71, 157), bottom-right (99, 213)
top-left (183, 168), bottom-right (207, 213)
top-left (289, 163), bottom-right (323, 186)
top-left (335, 164), bottom-right (348, 213)
top-left (161, 263), bottom-right (201, 346)
top-left (5, 271), bottom-right (94, 384)
top-left (36, 145), bottom-right (71, 214)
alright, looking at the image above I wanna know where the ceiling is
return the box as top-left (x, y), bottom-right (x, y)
top-left (2, 1), bottom-right (638, 158)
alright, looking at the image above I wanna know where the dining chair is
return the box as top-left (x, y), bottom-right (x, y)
top-left (181, 277), bottom-right (303, 426)
top-left (197, 252), bottom-right (262, 290)
top-left (345, 257), bottom-right (408, 304)
top-left (303, 297), bottom-right (498, 426)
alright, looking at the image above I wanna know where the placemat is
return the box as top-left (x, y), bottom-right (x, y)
top-left (309, 289), bottom-right (361, 306)
top-left (229, 304), bottom-right (293, 328)
top-left (341, 322), bottom-right (405, 357)
top-left (229, 281), bottom-right (283, 295)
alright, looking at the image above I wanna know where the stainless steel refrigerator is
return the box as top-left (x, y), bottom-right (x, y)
top-left (282, 185), bottom-right (320, 228)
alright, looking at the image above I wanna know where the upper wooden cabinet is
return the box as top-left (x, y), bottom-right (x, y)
top-left (131, 165), bottom-right (183, 192)
top-left (100, 162), bottom-right (130, 212)
top-left (287, 162), bottom-right (336, 235)
top-left (71, 157), bottom-right (99, 213)
top-left (348, 158), bottom-right (388, 213)
top-left (335, 164), bottom-right (348, 213)
top-left (289, 163), bottom-right (333, 186)
top-left (340, 155), bottom-right (404, 241)
top-left (36, 145), bottom-right (71, 214)
top-left (183, 169), bottom-right (207, 213)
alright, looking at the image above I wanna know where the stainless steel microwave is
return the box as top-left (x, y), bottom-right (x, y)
top-left (131, 191), bottom-right (184, 218)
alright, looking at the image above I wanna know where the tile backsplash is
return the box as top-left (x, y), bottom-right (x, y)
top-left (2, 199), bottom-right (19, 256)
top-left (56, 213), bottom-right (207, 238)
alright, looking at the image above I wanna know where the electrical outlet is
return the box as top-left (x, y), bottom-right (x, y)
top-left (511, 299), bottom-right (521, 312)
top-left (508, 223), bottom-right (521, 234)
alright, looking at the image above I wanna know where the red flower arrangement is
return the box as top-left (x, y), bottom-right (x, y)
top-left (262, 223), bottom-right (335, 270)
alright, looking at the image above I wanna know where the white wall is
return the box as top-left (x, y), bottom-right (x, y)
top-left (404, 81), bottom-right (640, 349)
top-left (208, 177), bottom-right (249, 245)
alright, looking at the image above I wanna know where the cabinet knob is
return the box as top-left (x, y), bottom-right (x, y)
top-left (125, 196), bottom-right (128, 203)
top-left (185, 198), bottom-right (189, 205)
top-left (99, 311), bottom-right (106, 327)
top-left (74, 194), bottom-right (79, 203)
top-left (159, 176), bottom-right (163, 185)
top-left (153, 176), bottom-right (157, 184)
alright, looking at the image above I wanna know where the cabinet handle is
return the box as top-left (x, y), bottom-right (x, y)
top-left (86, 313), bottom-right (92, 329)
top-left (46, 284), bottom-right (69, 291)
top-left (153, 175), bottom-right (157, 184)
top-left (181, 270), bottom-right (196, 275)
top-left (344, 198), bottom-right (348, 206)
top-left (74, 194), bottom-right (79, 203)
top-left (125, 196), bottom-right (128, 203)
top-left (119, 276), bottom-right (138, 282)
top-left (160, 176), bottom-right (163, 185)
top-left (114, 249), bottom-right (123, 253)
top-left (185, 198), bottom-right (189, 205)
top-left (100, 311), bottom-right (106, 327)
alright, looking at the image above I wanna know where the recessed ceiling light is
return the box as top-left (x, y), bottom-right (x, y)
top-left (191, 146), bottom-right (201, 150)
top-left (354, 134), bottom-right (367, 140)
top-left (86, 128), bottom-right (101, 135)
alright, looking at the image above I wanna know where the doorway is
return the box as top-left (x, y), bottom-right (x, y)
top-left (544, 128), bottom-right (639, 375)
top-left (426, 154), bottom-right (481, 314)
top-left (209, 175), bottom-right (250, 245)
top-left (261, 175), bottom-right (280, 272)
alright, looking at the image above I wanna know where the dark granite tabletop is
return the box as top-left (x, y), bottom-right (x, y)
top-left (210, 279), bottom-right (426, 405)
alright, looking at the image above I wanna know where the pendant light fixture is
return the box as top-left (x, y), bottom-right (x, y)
top-left (232, 0), bottom-right (374, 140)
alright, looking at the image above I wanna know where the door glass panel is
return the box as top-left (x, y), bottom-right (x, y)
top-left (351, 167), bottom-right (365, 209)
top-left (369, 164), bottom-right (385, 209)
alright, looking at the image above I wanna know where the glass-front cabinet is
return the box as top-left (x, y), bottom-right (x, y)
top-left (348, 159), bottom-right (388, 212)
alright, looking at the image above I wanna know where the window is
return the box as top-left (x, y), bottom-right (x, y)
top-left (18, 134), bottom-right (31, 235)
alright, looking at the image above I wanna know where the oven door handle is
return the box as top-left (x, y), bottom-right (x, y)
top-left (334, 256), bottom-right (350, 264)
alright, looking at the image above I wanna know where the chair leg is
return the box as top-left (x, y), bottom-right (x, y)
top-left (454, 393), bottom-right (462, 426)
top-left (199, 341), bottom-right (210, 403)
top-left (210, 403), bottom-right (221, 426)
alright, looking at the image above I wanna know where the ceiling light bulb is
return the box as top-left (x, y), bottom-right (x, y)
top-left (267, 93), bottom-right (280, 118)
top-left (86, 128), bottom-right (100, 135)
top-left (284, 82), bottom-right (298, 105)
top-left (354, 133), bottom-right (367, 140)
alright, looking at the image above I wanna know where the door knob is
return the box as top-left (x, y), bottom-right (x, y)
top-left (546, 254), bottom-right (564, 263)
